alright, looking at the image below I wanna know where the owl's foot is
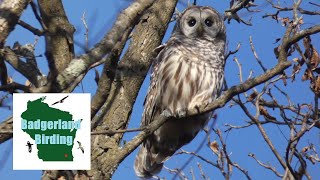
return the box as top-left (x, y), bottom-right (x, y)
top-left (192, 99), bottom-right (213, 113)
top-left (160, 109), bottom-right (173, 118)
top-left (160, 108), bottom-right (188, 118)
top-left (174, 108), bottom-right (187, 118)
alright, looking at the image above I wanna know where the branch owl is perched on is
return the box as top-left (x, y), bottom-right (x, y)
top-left (134, 6), bottom-right (226, 178)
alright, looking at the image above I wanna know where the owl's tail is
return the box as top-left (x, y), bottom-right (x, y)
top-left (134, 145), bottom-right (163, 179)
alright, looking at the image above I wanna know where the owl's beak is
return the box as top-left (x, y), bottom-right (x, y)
top-left (197, 24), bottom-right (204, 36)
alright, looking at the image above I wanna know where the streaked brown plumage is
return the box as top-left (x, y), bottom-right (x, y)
top-left (134, 6), bottom-right (226, 178)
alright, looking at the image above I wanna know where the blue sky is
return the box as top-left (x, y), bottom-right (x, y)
top-left (1, 0), bottom-right (319, 179)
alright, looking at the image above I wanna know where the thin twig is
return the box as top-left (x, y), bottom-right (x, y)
top-left (248, 153), bottom-right (283, 177)
top-left (233, 57), bottom-right (243, 83)
top-left (175, 149), bottom-right (219, 168)
top-left (197, 162), bottom-right (207, 180)
top-left (30, 0), bottom-right (47, 30)
top-left (234, 95), bottom-right (287, 169)
top-left (81, 11), bottom-right (89, 51)
top-left (309, 2), bottom-right (320, 7)
top-left (163, 166), bottom-right (188, 180)
top-left (18, 20), bottom-right (44, 36)
top-left (214, 129), bottom-right (251, 180)
top-left (225, 43), bottom-right (241, 60)
top-left (190, 167), bottom-right (196, 180)
top-left (172, 119), bottom-right (216, 180)
top-left (249, 36), bottom-right (293, 106)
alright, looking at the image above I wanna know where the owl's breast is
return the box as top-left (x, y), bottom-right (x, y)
top-left (157, 50), bottom-right (224, 115)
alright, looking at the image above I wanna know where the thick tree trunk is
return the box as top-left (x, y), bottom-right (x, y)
top-left (38, 0), bottom-right (74, 89)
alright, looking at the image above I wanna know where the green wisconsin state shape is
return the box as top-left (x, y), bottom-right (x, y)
top-left (21, 97), bottom-right (77, 161)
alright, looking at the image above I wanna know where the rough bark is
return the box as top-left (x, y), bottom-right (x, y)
top-left (90, 29), bottom-right (130, 118)
top-left (1, 47), bottom-right (41, 86)
top-left (37, 0), bottom-right (74, 84)
top-left (0, 0), bottom-right (30, 45)
top-left (0, 116), bottom-right (12, 143)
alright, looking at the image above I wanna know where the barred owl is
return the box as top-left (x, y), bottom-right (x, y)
top-left (134, 6), bottom-right (226, 178)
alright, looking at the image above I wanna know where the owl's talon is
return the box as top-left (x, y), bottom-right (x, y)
top-left (193, 99), bottom-right (213, 113)
top-left (194, 105), bottom-right (201, 113)
top-left (161, 109), bottom-right (172, 118)
top-left (175, 109), bottom-right (187, 118)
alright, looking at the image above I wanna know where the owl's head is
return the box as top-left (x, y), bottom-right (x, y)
top-left (173, 6), bottom-right (225, 41)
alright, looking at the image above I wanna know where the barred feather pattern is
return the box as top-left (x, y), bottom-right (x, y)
top-left (134, 6), bottom-right (226, 178)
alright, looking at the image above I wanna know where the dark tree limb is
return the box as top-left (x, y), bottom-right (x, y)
top-left (0, 116), bottom-right (12, 143)
top-left (90, 28), bottom-right (130, 118)
top-left (309, 2), bottom-right (320, 7)
top-left (38, 0), bottom-right (75, 81)
top-left (224, 0), bottom-right (255, 25)
top-left (18, 20), bottom-right (44, 36)
top-left (29, 0), bottom-right (46, 30)
top-left (0, 55), bottom-right (8, 86)
top-left (0, 82), bottom-right (30, 92)
top-left (263, 0), bottom-right (320, 19)
top-left (1, 47), bottom-right (41, 86)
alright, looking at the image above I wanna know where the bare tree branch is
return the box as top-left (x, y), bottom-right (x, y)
top-left (225, 43), bottom-right (241, 60)
top-left (175, 149), bottom-right (219, 169)
top-left (91, 127), bottom-right (144, 136)
top-left (164, 165), bottom-right (188, 180)
top-left (248, 153), bottom-right (283, 178)
top-left (17, 20), bottom-right (44, 36)
top-left (224, 0), bottom-right (256, 25)
top-left (263, 0), bottom-right (320, 19)
top-left (235, 95), bottom-right (287, 169)
top-left (0, 82), bottom-right (30, 92)
top-left (1, 47), bottom-right (41, 86)
top-left (0, 116), bottom-right (12, 143)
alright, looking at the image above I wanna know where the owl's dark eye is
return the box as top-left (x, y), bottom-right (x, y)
top-left (187, 18), bottom-right (196, 27)
top-left (204, 19), bottom-right (213, 27)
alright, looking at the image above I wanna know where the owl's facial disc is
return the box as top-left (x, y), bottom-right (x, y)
top-left (179, 6), bottom-right (223, 40)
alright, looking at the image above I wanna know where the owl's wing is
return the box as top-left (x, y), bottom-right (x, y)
top-left (141, 63), bottom-right (158, 127)
top-left (141, 38), bottom-right (179, 127)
